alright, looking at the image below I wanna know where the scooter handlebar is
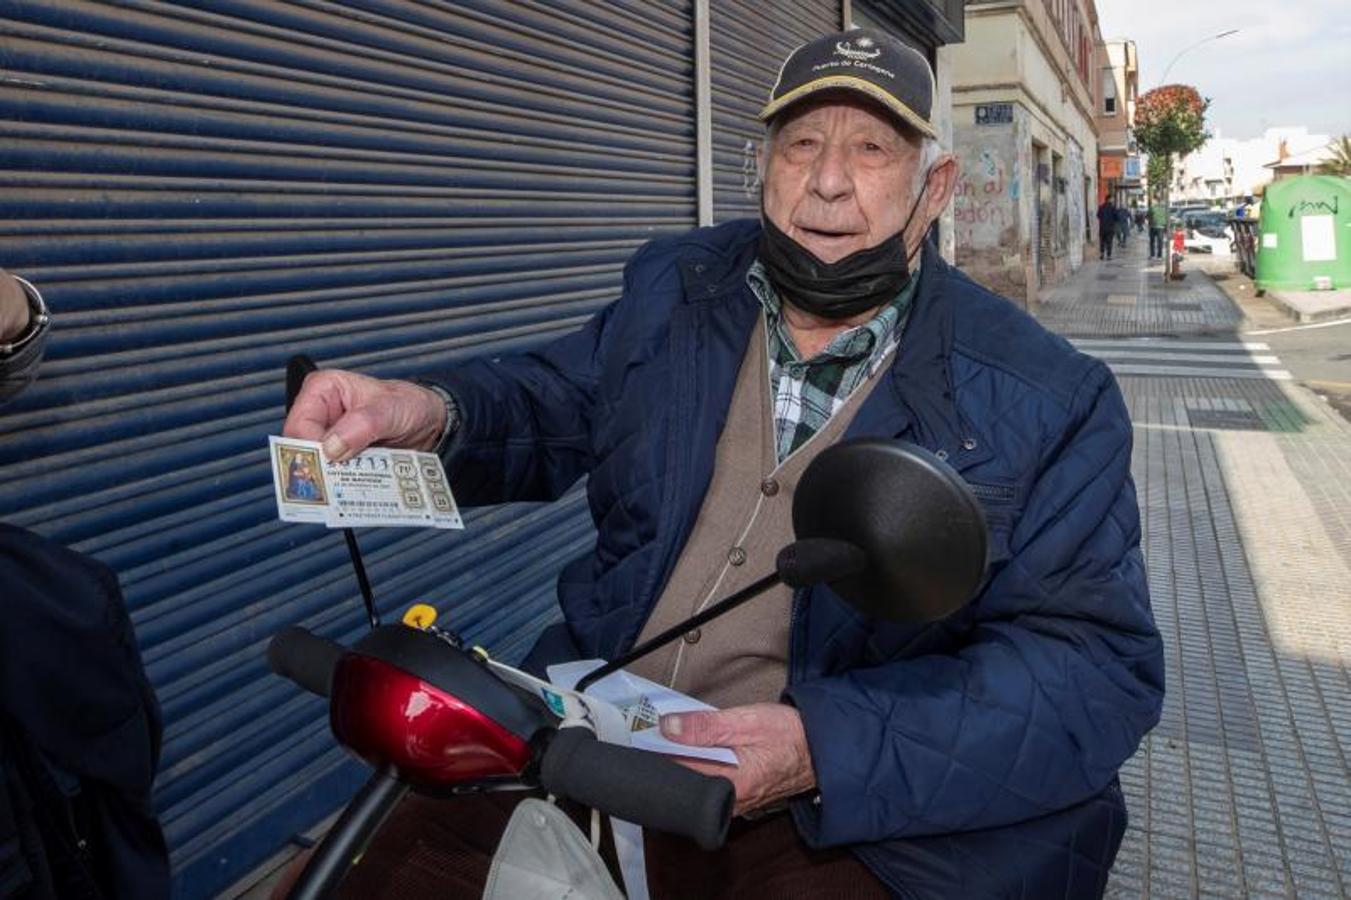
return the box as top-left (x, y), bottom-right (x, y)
top-left (539, 726), bottom-right (734, 851)
top-left (268, 626), bottom-right (345, 698)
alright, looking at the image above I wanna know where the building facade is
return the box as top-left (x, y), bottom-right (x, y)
top-left (1096, 39), bottom-right (1141, 206)
top-left (949, 0), bottom-right (1105, 306)
top-left (1169, 127), bottom-right (1333, 206)
top-left (1263, 132), bottom-right (1338, 181)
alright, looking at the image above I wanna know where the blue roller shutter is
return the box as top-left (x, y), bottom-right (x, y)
top-left (709, 0), bottom-right (841, 222)
top-left (0, 1), bottom-right (694, 896)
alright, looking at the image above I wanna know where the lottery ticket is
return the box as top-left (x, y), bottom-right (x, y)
top-left (269, 436), bottom-right (464, 530)
top-left (547, 660), bottom-right (737, 764)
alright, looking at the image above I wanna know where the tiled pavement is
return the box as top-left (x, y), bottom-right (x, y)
top-left (1034, 239), bottom-right (1351, 898)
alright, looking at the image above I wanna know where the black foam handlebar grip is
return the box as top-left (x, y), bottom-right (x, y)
top-left (776, 537), bottom-right (868, 589)
top-left (285, 354), bottom-right (318, 414)
top-left (267, 626), bottom-right (345, 698)
top-left (539, 727), bottom-right (734, 851)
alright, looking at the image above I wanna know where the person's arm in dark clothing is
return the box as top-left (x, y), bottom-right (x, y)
top-left (786, 363), bottom-right (1164, 844)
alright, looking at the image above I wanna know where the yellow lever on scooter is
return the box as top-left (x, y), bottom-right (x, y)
top-left (402, 603), bottom-right (438, 629)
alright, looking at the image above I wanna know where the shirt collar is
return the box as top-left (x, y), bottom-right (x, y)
top-left (746, 256), bottom-right (918, 363)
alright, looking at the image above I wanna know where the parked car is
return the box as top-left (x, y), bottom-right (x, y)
top-left (1169, 204), bottom-right (1210, 224)
top-left (1180, 209), bottom-right (1233, 255)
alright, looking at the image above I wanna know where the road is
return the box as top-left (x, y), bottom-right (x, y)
top-left (1204, 260), bottom-right (1351, 422)
top-left (1246, 318), bottom-right (1351, 421)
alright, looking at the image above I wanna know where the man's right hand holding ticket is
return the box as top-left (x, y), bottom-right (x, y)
top-left (283, 370), bottom-right (447, 462)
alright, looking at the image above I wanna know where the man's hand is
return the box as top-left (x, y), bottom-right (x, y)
top-left (282, 369), bottom-right (448, 462)
top-left (0, 271), bottom-right (30, 343)
top-left (660, 703), bottom-right (817, 817)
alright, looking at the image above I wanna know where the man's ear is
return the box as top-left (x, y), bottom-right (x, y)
top-left (923, 154), bottom-right (960, 222)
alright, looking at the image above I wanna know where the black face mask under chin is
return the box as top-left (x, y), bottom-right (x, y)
top-left (759, 182), bottom-right (928, 320)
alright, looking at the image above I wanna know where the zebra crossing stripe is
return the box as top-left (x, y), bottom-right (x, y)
top-left (1104, 364), bottom-right (1292, 380)
top-left (1071, 339), bottom-right (1270, 352)
top-left (1068, 339), bottom-right (1292, 381)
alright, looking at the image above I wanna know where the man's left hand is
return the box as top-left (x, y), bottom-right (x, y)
top-left (660, 702), bottom-right (816, 816)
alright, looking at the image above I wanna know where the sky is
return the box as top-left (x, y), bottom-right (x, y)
top-left (1095, 0), bottom-right (1350, 147)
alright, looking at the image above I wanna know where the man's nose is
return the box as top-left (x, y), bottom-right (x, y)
top-left (807, 142), bottom-right (853, 202)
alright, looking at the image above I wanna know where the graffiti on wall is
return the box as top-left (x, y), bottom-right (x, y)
top-left (1055, 177), bottom-right (1069, 254)
top-left (742, 139), bottom-right (761, 199)
top-left (1066, 141), bottom-right (1085, 270)
top-left (954, 147), bottom-right (1016, 250)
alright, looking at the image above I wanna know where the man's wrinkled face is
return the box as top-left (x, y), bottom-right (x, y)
top-left (762, 94), bottom-right (921, 264)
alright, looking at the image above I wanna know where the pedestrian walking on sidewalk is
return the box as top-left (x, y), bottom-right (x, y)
top-left (1097, 198), bottom-right (1118, 259)
top-left (1116, 205), bottom-right (1130, 248)
top-left (1148, 201), bottom-right (1168, 259)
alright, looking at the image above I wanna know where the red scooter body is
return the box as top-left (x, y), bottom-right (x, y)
top-left (328, 625), bottom-right (553, 790)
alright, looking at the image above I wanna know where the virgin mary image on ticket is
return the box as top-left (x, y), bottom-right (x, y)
top-left (279, 446), bottom-right (328, 504)
top-left (270, 436), bottom-right (333, 524)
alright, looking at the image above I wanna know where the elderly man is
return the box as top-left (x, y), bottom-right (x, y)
top-left (285, 28), bottom-right (1163, 899)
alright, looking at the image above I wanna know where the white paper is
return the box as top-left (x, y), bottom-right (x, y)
top-left (486, 660), bottom-right (629, 744)
top-left (269, 436), bottom-right (463, 529)
top-left (610, 818), bottom-right (650, 900)
top-left (492, 658), bottom-right (738, 900)
top-left (1300, 214), bottom-right (1336, 262)
top-left (1262, 232), bottom-right (1278, 249)
top-left (547, 660), bottom-right (738, 765)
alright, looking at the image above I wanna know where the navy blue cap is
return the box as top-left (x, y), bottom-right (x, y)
top-left (759, 28), bottom-right (937, 138)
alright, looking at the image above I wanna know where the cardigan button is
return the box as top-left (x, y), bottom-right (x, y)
top-left (962, 437), bottom-right (977, 451)
top-left (727, 546), bottom-right (747, 566)
top-left (760, 477), bottom-right (780, 497)
top-left (683, 628), bottom-right (702, 645)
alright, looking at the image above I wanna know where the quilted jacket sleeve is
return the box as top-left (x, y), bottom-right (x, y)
top-left (418, 277), bottom-right (625, 506)
top-left (785, 362), bottom-right (1165, 846)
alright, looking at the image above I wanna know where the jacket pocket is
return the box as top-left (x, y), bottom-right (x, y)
top-left (967, 481), bottom-right (1016, 504)
top-left (963, 479), bottom-right (1020, 569)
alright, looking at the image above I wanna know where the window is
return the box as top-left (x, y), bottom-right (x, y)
top-left (1103, 70), bottom-right (1117, 115)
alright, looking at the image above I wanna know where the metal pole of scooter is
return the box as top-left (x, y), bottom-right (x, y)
top-left (287, 765), bottom-right (408, 900)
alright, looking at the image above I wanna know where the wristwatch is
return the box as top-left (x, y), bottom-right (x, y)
top-left (0, 275), bottom-right (51, 357)
top-left (416, 380), bottom-right (462, 457)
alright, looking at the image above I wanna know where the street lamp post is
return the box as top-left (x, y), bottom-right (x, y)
top-left (1157, 29), bottom-right (1239, 86)
top-left (1148, 28), bottom-right (1237, 282)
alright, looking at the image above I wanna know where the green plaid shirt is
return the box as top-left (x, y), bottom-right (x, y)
top-left (747, 260), bottom-right (915, 461)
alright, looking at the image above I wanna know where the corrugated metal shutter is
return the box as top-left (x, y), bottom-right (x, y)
top-left (708, 0), bottom-right (840, 222)
top-left (0, 1), bottom-right (694, 895)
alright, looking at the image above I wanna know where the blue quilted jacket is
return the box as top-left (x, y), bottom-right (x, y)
top-left (427, 219), bottom-right (1164, 897)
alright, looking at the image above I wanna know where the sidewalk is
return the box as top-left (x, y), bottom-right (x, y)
top-left (1267, 288), bottom-right (1351, 324)
top-left (1035, 236), bottom-right (1351, 898)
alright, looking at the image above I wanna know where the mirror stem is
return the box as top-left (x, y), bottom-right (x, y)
top-left (575, 571), bottom-right (782, 693)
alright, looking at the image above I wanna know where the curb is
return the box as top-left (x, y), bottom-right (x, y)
top-left (1262, 290), bottom-right (1351, 324)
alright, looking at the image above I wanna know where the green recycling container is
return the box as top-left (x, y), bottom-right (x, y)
top-left (1255, 174), bottom-right (1351, 291)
